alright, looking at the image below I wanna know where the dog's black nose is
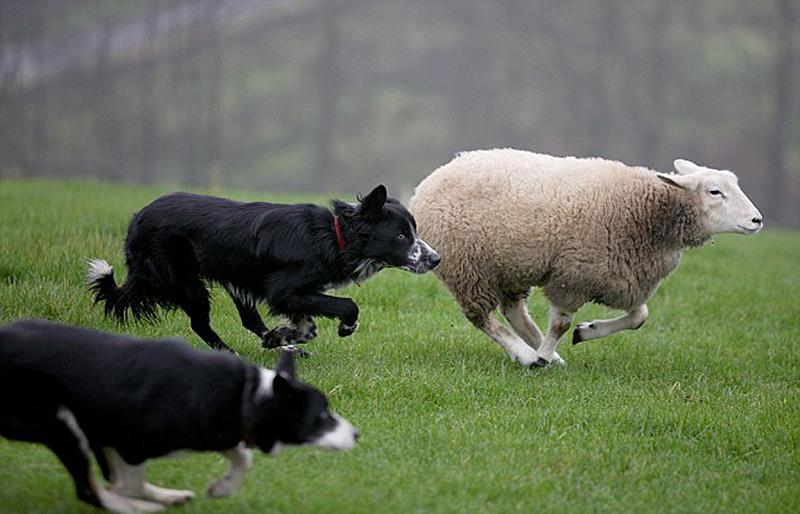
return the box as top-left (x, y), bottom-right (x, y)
top-left (428, 253), bottom-right (441, 269)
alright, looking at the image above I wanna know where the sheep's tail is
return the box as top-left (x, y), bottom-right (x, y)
top-left (86, 259), bottom-right (159, 322)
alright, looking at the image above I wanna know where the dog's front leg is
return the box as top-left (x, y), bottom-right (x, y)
top-left (208, 443), bottom-right (253, 498)
top-left (274, 293), bottom-right (359, 338)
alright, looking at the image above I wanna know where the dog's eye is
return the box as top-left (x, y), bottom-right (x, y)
top-left (397, 234), bottom-right (406, 241)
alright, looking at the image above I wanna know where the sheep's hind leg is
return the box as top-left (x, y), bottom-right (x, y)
top-left (501, 293), bottom-right (565, 365)
top-left (572, 304), bottom-right (648, 344)
top-left (473, 313), bottom-right (539, 367)
top-left (532, 305), bottom-right (574, 367)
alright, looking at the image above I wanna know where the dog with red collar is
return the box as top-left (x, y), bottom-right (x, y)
top-left (88, 185), bottom-right (439, 353)
top-left (0, 319), bottom-right (358, 513)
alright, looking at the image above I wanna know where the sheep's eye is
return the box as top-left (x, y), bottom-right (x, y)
top-left (397, 234), bottom-right (406, 241)
top-left (709, 189), bottom-right (723, 197)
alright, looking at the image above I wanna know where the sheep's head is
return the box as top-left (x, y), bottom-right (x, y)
top-left (656, 159), bottom-right (763, 236)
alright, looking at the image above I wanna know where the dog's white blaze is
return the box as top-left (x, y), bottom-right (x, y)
top-left (55, 406), bottom-right (90, 456)
top-left (419, 239), bottom-right (437, 261)
top-left (256, 367), bottom-right (276, 399)
top-left (407, 239), bottom-right (422, 264)
top-left (86, 259), bottom-right (113, 284)
top-left (311, 413), bottom-right (358, 451)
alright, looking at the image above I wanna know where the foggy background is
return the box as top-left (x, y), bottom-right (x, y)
top-left (1, 0), bottom-right (798, 227)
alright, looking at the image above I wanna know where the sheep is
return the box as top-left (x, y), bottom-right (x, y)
top-left (408, 149), bottom-right (763, 367)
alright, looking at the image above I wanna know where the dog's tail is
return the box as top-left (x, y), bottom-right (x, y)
top-left (87, 259), bottom-right (159, 322)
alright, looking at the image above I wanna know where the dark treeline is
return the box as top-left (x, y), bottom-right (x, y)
top-left (1, 0), bottom-right (798, 226)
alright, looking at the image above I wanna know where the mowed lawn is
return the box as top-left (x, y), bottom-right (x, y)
top-left (0, 178), bottom-right (798, 514)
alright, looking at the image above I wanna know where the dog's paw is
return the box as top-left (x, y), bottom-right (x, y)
top-left (261, 326), bottom-right (300, 349)
top-left (207, 479), bottom-right (235, 499)
top-left (143, 484), bottom-right (195, 506)
top-left (293, 318), bottom-right (317, 342)
top-left (338, 320), bottom-right (359, 337)
top-left (97, 489), bottom-right (166, 514)
top-left (279, 345), bottom-right (313, 358)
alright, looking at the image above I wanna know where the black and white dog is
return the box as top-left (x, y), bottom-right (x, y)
top-left (88, 185), bottom-right (439, 352)
top-left (0, 319), bottom-right (358, 513)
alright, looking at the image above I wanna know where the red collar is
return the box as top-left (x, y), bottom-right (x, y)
top-left (333, 215), bottom-right (347, 251)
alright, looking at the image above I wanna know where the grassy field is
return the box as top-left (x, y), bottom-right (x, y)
top-left (0, 178), bottom-right (798, 514)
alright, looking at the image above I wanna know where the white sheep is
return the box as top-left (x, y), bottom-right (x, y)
top-left (408, 149), bottom-right (763, 367)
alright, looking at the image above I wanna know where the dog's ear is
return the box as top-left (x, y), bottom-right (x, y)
top-left (272, 372), bottom-right (296, 396)
top-left (275, 350), bottom-right (296, 379)
top-left (359, 185), bottom-right (387, 214)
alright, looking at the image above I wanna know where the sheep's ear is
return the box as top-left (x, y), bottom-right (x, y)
top-left (359, 185), bottom-right (387, 213)
top-left (673, 159), bottom-right (701, 175)
top-left (657, 172), bottom-right (697, 191)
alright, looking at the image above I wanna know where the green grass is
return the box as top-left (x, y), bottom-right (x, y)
top-left (1, 178), bottom-right (799, 514)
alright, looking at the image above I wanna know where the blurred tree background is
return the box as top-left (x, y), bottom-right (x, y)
top-left (1, 0), bottom-right (798, 226)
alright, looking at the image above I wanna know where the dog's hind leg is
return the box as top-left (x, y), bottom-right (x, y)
top-left (177, 283), bottom-right (232, 352)
top-left (41, 407), bottom-right (103, 509)
top-left (0, 372), bottom-right (106, 510)
top-left (105, 448), bottom-right (195, 507)
top-left (48, 408), bottom-right (166, 513)
top-left (228, 294), bottom-right (268, 338)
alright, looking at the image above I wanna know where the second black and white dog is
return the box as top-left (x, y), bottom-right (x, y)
top-left (0, 319), bottom-right (358, 513)
top-left (88, 185), bottom-right (439, 352)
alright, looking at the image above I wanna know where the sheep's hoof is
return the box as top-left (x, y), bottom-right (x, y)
top-left (530, 357), bottom-right (550, 368)
top-left (572, 322), bottom-right (595, 344)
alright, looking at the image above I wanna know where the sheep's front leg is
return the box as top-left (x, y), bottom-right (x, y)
top-left (572, 304), bottom-right (648, 344)
top-left (501, 295), bottom-right (564, 364)
top-left (533, 305), bottom-right (573, 367)
top-left (477, 314), bottom-right (540, 366)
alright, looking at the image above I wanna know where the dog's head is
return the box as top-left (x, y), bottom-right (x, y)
top-left (336, 185), bottom-right (440, 276)
top-left (250, 352), bottom-right (358, 454)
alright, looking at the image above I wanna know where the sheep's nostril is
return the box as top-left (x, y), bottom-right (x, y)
top-left (752, 217), bottom-right (762, 225)
top-left (353, 430), bottom-right (360, 441)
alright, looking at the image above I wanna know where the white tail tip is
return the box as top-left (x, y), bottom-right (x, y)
top-left (87, 259), bottom-right (113, 284)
